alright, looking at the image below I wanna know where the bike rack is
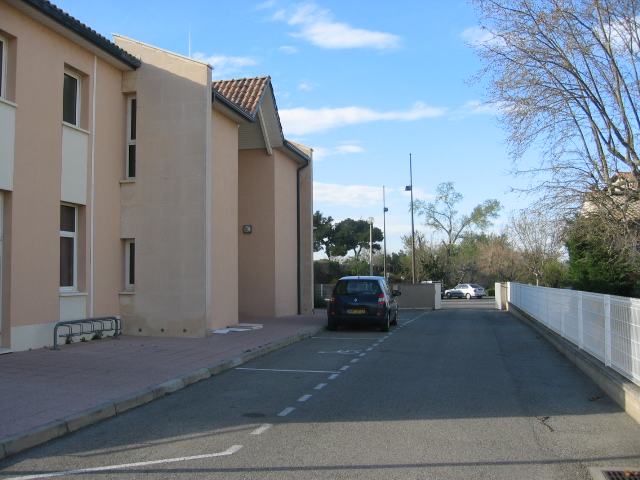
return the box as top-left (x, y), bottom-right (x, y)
top-left (53, 316), bottom-right (121, 350)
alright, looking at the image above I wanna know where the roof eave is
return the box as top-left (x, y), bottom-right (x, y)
top-left (7, 0), bottom-right (141, 70)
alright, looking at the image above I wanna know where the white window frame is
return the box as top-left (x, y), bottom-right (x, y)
top-left (0, 34), bottom-right (7, 99)
top-left (124, 239), bottom-right (135, 290)
top-left (60, 203), bottom-right (78, 292)
top-left (63, 70), bottom-right (81, 127)
top-left (126, 95), bottom-right (137, 179)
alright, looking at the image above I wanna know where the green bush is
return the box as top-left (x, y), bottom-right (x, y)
top-left (487, 288), bottom-right (495, 296)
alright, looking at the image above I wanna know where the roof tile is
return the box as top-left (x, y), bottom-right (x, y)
top-left (211, 77), bottom-right (271, 117)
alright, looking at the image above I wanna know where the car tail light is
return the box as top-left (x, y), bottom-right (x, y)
top-left (378, 294), bottom-right (385, 305)
top-left (329, 292), bottom-right (336, 304)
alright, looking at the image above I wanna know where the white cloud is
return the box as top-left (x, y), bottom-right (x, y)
top-left (452, 100), bottom-right (503, 117)
top-left (311, 144), bottom-right (363, 161)
top-left (314, 182), bottom-right (384, 207)
top-left (461, 26), bottom-right (497, 46)
top-left (193, 53), bottom-right (257, 79)
top-left (280, 102), bottom-right (447, 135)
top-left (278, 45), bottom-right (298, 54)
top-left (274, 4), bottom-right (401, 50)
top-left (298, 81), bottom-right (314, 91)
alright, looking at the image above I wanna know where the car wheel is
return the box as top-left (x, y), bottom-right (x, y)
top-left (466, 293), bottom-right (471, 299)
top-left (446, 293), bottom-right (451, 298)
top-left (327, 321), bottom-right (337, 331)
top-left (380, 313), bottom-right (390, 332)
top-left (390, 310), bottom-right (398, 326)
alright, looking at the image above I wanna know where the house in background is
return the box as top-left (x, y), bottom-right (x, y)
top-left (0, 0), bottom-right (313, 351)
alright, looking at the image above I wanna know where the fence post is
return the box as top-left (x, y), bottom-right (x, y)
top-left (604, 294), bottom-right (611, 367)
top-left (578, 291), bottom-right (584, 350)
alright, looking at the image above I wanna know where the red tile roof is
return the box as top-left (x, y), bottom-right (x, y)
top-left (211, 77), bottom-right (271, 117)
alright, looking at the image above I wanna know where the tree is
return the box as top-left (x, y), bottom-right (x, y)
top-left (313, 211), bottom-right (334, 258)
top-left (565, 214), bottom-right (639, 296)
top-left (470, 0), bottom-right (640, 219)
top-left (413, 182), bottom-right (501, 269)
top-left (333, 219), bottom-right (383, 260)
top-left (507, 210), bottom-right (566, 286)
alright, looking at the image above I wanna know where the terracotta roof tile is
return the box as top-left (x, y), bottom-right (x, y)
top-left (211, 77), bottom-right (271, 117)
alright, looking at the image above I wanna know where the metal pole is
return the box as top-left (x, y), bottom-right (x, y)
top-left (410, 154), bottom-right (416, 283)
top-left (369, 221), bottom-right (373, 275)
top-left (383, 186), bottom-right (387, 280)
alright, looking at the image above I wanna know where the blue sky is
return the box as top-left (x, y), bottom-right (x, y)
top-left (53, 0), bottom-right (537, 257)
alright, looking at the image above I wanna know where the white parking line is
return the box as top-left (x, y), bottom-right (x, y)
top-left (251, 424), bottom-right (273, 435)
top-left (328, 374), bottom-right (339, 380)
top-left (314, 383), bottom-right (327, 390)
top-left (298, 394), bottom-right (312, 402)
top-left (340, 366), bottom-right (350, 371)
top-left (278, 407), bottom-right (295, 417)
top-left (236, 368), bottom-right (341, 374)
top-left (350, 359), bottom-right (359, 363)
top-left (359, 353), bottom-right (367, 357)
top-left (3, 446), bottom-right (243, 480)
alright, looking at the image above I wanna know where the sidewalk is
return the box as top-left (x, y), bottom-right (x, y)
top-left (0, 312), bottom-right (327, 460)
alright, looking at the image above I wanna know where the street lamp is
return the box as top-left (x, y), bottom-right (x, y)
top-left (367, 217), bottom-right (375, 276)
top-left (383, 187), bottom-right (388, 280)
top-left (405, 153), bottom-right (416, 283)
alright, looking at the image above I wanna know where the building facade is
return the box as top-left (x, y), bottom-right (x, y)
top-left (0, 0), bottom-right (313, 351)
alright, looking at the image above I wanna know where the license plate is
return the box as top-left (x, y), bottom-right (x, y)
top-left (347, 309), bottom-right (366, 314)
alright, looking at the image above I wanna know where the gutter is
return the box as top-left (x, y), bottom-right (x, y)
top-left (211, 89), bottom-right (255, 124)
top-left (13, 0), bottom-right (141, 70)
top-left (291, 141), bottom-right (311, 315)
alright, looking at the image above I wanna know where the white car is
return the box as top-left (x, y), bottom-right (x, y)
top-left (455, 283), bottom-right (486, 299)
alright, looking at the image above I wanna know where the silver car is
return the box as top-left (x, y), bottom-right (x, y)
top-left (444, 288), bottom-right (465, 299)
top-left (455, 283), bottom-right (486, 299)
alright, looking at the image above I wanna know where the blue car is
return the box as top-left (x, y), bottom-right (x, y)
top-left (327, 276), bottom-right (401, 332)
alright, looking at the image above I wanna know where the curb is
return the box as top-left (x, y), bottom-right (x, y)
top-left (0, 325), bottom-right (326, 460)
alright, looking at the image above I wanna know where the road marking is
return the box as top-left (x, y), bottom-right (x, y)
top-left (340, 366), bottom-right (350, 371)
top-left (315, 383), bottom-right (327, 390)
top-left (298, 394), bottom-right (312, 402)
top-left (317, 350), bottom-right (361, 355)
top-left (3, 446), bottom-right (243, 480)
top-left (328, 374), bottom-right (339, 380)
top-left (372, 343), bottom-right (380, 347)
top-left (359, 353), bottom-right (367, 357)
top-left (236, 368), bottom-right (341, 374)
top-left (278, 407), bottom-right (295, 417)
top-left (251, 424), bottom-right (273, 435)
top-left (350, 359), bottom-right (359, 363)
top-left (366, 347), bottom-right (373, 351)
top-left (312, 337), bottom-right (375, 340)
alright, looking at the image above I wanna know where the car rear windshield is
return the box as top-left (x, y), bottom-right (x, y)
top-left (470, 284), bottom-right (483, 288)
top-left (334, 280), bottom-right (382, 296)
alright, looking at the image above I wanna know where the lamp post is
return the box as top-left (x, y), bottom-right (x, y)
top-left (383, 187), bottom-right (388, 280)
top-left (405, 154), bottom-right (416, 283)
top-left (367, 217), bottom-right (375, 276)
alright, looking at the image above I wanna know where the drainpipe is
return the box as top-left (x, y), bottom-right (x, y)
top-left (297, 157), bottom-right (310, 315)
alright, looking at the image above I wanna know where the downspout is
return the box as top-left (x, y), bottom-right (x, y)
top-left (297, 158), bottom-right (310, 315)
top-left (90, 55), bottom-right (97, 317)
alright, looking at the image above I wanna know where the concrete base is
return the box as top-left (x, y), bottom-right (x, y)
top-left (508, 303), bottom-right (640, 426)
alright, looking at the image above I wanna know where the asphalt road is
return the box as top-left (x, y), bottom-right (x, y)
top-left (1, 299), bottom-right (640, 479)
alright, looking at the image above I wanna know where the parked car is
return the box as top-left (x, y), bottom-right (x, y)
top-left (327, 276), bottom-right (401, 332)
top-left (444, 287), bottom-right (465, 298)
top-left (455, 283), bottom-right (487, 299)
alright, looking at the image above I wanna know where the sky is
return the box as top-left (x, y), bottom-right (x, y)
top-left (52, 0), bottom-right (538, 258)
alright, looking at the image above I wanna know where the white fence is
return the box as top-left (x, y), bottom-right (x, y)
top-left (506, 283), bottom-right (640, 386)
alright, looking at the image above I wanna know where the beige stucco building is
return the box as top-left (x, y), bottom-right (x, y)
top-left (0, 0), bottom-right (314, 352)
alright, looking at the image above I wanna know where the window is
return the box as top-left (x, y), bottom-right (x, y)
top-left (126, 96), bottom-right (137, 178)
top-left (125, 239), bottom-right (135, 290)
top-left (63, 71), bottom-right (80, 126)
top-left (0, 35), bottom-right (6, 99)
top-left (60, 204), bottom-right (77, 290)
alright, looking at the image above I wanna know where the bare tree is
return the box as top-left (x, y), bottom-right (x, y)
top-left (470, 0), bottom-right (640, 219)
top-left (414, 182), bottom-right (501, 260)
top-left (507, 210), bottom-right (566, 285)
